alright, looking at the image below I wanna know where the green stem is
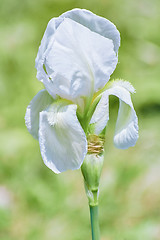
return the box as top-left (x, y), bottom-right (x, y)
top-left (89, 205), bottom-right (100, 240)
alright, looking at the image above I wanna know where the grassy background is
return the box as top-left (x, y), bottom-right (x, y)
top-left (0, 0), bottom-right (160, 239)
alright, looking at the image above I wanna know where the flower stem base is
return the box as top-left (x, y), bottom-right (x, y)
top-left (90, 205), bottom-right (100, 240)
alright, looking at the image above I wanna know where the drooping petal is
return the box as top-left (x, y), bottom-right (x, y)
top-left (25, 90), bottom-right (53, 140)
top-left (45, 18), bottom-right (118, 101)
top-left (90, 81), bottom-right (138, 149)
top-left (114, 99), bottom-right (138, 149)
top-left (61, 8), bottom-right (120, 53)
top-left (39, 101), bottom-right (87, 173)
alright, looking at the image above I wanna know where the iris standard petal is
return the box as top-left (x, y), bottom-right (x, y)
top-left (39, 101), bottom-right (87, 173)
top-left (90, 81), bottom-right (138, 149)
top-left (25, 90), bottom-right (53, 140)
top-left (35, 17), bottom-right (64, 98)
top-left (35, 17), bottom-right (63, 70)
top-left (61, 8), bottom-right (120, 53)
top-left (90, 93), bottom-right (109, 135)
top-left (45, 18), bottom-right (118, 101)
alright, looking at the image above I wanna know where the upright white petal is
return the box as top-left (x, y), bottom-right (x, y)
top-left (39, 102), bottom-right (87, 173)
top-left (35, 17), bottom-right (64, 98)
top-left (35, 17), bottom-right (62, 70)
top-left (90, 81), bottom-right (138, 149)
top-left (25, 90), bottom-right (53, 140)
top-left (35, 9), bottom-right (119, 100)
top-left (90, 93), bottom-right (109, 135)
top-left (45, 18), bottom-right (118, 101)
top-left (61, 8), bottom-right (120, 53)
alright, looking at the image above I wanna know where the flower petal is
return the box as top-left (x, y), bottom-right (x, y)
top-left (114, 99), bottom-right (138, 149)
top-left (39, 102), bottom-right (87, 173)
top-left (25, 90), bottom-right (53, 140)
top-left (90, 93), bottom-right (109, 135)
top-left (90, 81), bottom-right (138, 149)
top-left (61, 8), bottom-right (120, 53)
top-left (35, 17), bottom-right (62, 70)
top-left (45, 18), bottom-right (118, 101)
top-left (35, 17), bottom-right (64, 98)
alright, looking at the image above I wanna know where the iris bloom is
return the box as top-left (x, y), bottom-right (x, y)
top-left (25, 9), bottom-right (138, 174)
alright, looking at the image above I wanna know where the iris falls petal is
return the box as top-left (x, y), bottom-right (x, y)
top-left (39, 101), bottom-right (88, 173)
top-left (90, 81), bottom-right (138, 149)
top-left (25, 90), bottom-right (53, 140)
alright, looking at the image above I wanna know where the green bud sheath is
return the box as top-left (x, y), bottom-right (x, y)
top-left (81, 135), bottom-right (104, 239)
top-left (81, 154), bottom-right (104, 191)
top-left (81, 134), bottom-right (104, 206)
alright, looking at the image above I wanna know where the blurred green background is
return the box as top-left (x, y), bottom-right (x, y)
top-left (0, 0), bottom-right (160, 239)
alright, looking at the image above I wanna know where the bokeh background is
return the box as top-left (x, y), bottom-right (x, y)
top-left (0, 0), bottom-right (160, 239)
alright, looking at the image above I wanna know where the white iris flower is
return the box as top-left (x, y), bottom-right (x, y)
top-left (25, 9), bottom-right (138, 174)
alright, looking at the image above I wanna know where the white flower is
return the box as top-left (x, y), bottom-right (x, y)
top-left (25, 9), bottom-right (138, 174)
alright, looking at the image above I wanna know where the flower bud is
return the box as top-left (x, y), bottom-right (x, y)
top-left (81, 134), bottom-right (104, 206)
top-left (81, 154), bottom-right (104, 191)
top-left (81, 154), bottom-right (104, 206)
